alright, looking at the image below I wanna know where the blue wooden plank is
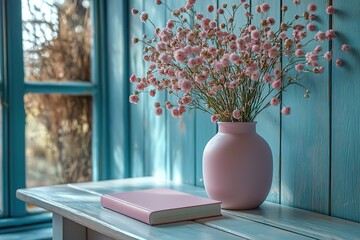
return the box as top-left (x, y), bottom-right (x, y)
top-left (281, 0), bottom-right (330, 214)
top-left (106, 0), bottom-right (131, 179)
top-left (143, 0), bottom-right (167, 179)
top-left (166, 0), bottom-right (196, 185)
top-left (250, 0), bottom-right (281, 203)
top-left (129, 0), bottom-right (145, 178)
top-left (193, 0), bottom-right (217, 187)
top-left (92, 0), bottom-right (110, 181)
top-left (331, 1), bottom-right (360, 222)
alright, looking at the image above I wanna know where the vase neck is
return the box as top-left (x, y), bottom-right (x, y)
top-left (217, 122), bottom-right (256, 134)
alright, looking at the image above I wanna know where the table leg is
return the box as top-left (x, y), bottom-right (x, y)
top-left (53, 214), bottom-right (87, 240)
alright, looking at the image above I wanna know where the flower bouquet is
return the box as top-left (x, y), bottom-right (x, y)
top-left (129, 0), bottom-right (348, 123)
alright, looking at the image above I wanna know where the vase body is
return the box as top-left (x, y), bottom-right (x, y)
top-left (203, 122), bottom-right (272, 209)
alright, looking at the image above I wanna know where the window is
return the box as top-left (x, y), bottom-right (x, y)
top-left (1, 0), bottom-right (107, 223)
top-left (22, 0), bottom-right (93, 190)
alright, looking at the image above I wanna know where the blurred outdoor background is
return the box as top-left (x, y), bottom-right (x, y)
top-left (22, 0), bottom-right (92, 188)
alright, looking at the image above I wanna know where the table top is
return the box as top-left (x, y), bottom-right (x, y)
top-left (17, 177), bottom-right (360, 240)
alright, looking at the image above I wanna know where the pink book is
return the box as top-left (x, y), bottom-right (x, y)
top-left (100, 188), bottom-right (222, 225)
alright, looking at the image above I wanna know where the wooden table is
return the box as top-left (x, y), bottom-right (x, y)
top-left (17, 177), bottom-right (360, 240)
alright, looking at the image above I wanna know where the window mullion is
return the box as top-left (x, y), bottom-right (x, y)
top-left (5, 0), bottom-right (26, 217)
top-left (24, 81), bottom-right (97, 95)
top-left (91, 0), bottom-right (108, 181)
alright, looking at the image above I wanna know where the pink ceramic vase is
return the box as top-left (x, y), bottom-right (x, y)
top-left (203, 122), bottom-right (272, 209)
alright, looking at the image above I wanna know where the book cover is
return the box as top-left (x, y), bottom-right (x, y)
top-left (100, 188), bottom-right (222, 225)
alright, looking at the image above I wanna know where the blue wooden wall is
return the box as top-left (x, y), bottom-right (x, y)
top-left (108, 0), bottom-right (360, 223)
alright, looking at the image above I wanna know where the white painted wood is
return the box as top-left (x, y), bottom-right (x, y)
top-left (196, 215), bottom-right (312, 240)
top-left (224, 202), bottom-right (360, 240)
top-left (16, 177), bottom-right (360, 240)
top-left (53, 214), bottom-right (86, 240)
top-left (17, 180), bottom-right (243, 240)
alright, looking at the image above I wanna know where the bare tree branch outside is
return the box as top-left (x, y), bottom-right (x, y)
top-left (23, 0), bottom-right (92, 187)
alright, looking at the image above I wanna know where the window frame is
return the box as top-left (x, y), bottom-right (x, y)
top-left (0, 0), bottom-right (109, 226)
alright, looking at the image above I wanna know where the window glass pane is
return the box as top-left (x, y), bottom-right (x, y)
top-left (22, 0), bottom-right (91, 82)
top-left (25, 94), bottom-right (92, 191)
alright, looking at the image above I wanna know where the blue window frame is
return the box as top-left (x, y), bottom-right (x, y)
top-left (0, 0), bottom-right (109, 229)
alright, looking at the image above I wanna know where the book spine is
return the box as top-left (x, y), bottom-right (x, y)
top-left (100, 195), bottom-right (151, 224)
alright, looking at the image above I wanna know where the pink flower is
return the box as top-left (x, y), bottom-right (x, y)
top-left (326, 6), bottom-right (335, 15)
top-left (185, 3), bottom-right (193, 9)
top-left (336, 59), bottom-right (343, 67)
top-left (174, 49), bottom-right (186, 62)
top-left (192, 46), bottom-right (201, 54)
top-left (140, 12), bottom-right (148, 23)
top-left (266, 31), bottom-right (274, 39)
top-left (155, 107), bottom-right (163, 116)
top-left (260, 3), bottom-right (270, 12)
top-left (263, 74), bottom-right (272, 82)
top-left (267, 17), bottom-right (275, 26)
top-left (255, 5), bottom-right (261, 13)
top-left (295, 64), bottom-right (305, 71)
top-left (262, 41), bottom-right (272, 51)
top-left (171, 108), bottom-right (181, 118)
top-left (280, 32), bottom-right (287, 39)
top-left (293, 0), bottom-right (300, 5)
top-left (308, 3), bottom-right (317, 12)
top-left (252, 45), bottom-right (260, 52)
top-left (309, 14), bottom-right (316, 21)
top-left (251, 30), bottom-right (261, 39)
top-left (315, 31), bottom-right (326, 41)
top-left (129, 74), bottom-right (137, 83)
top-left (307, 23), bottom-right (316, 32)
top-left (270, 98), bottom-right (279, 106)
top-left (281, 106), bottom-right (291, 115)
top-left (268, 47), bottom-right (279, 58)
top-left (251, 71), bottom-right (259, 81)
top-left (314, 45), bottom-right (323, 53)
top-left (211, 114), bottom-right (219, 122)
top-left (232, 110), bottom-right (240, 119)
top-left (324, 51), bottom-right (332, 61)
top-left (271, 80), bottom-right (282, 89)
top-left (208, 5), bottom-right (214, 12)
top-left (295, 49), bottom-right (304, 57)
top-left (179, 105), bottom-right (186, 114)
top-left (155, 0), bottom-right (162, 5)
top-left (166, 20), bottom-right (174, 29)
top-left (326, 29), bottom-right (336, 40)
top-left (180, 79), bottom-right (193, 91)
top-left (129, 95), bottom-right (139, 104)
top-left (217, 8), bottom-right (224, 14)
top-left (341, 44), bottom-right (350, 52)
top-left (131, 8), bottom-right (138, 15)
top-left (149, 89), bottom-right (156, 97)
top-left (188, 0), bottom-right (196, 4)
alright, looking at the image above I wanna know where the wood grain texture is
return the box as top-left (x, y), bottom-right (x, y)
top-left (17, 183), bottom-right (243, 240)
top-left (196, 215), bottom-right (312, 240)
top-left (129, 0), bottom-right (145, 178)
top-left (143, 0), bottom-right (167, 179)
top-left (280, 0), bottom-right (330, 214)
top-left (331, 0), bottom-right (360, 222)
top-left (224, 201), bottom-right (360, 240)
top-left (166, 0), bottom-right (196, 185)
top-left (193, 0), bottom-right (217, 187)
top-left (251, 0), bottom-right (281, 204)
top-left (17, 177), bottom-right (360, 240)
